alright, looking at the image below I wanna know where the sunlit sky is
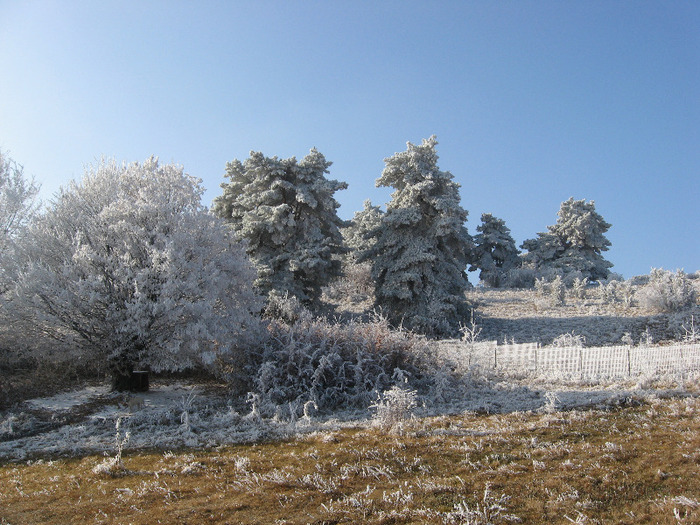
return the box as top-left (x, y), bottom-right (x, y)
top-left (1, 1), bottom-right (698, 280)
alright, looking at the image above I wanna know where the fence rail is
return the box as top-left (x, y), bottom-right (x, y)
top-left (435, 340), bottom-right (700, 380)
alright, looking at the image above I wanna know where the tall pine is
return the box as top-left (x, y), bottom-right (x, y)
top-left (363, 137), bottom-right (472, 336)
top-left (212, 149), bottom-right (347, 308)
top-left (470, 213), bottom-right (521, 287)
top-left (521, 197), bottom-right (613, 281)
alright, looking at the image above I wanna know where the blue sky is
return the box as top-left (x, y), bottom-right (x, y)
top-left (1, 1), bottom-right (698, 279)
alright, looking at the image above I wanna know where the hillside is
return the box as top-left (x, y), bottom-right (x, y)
top-left (469, 287), bottom-right (699, 347)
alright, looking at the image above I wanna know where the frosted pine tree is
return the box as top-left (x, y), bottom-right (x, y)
top-left (363, 136), bottom-right (473, 336)
top-left (470, 213), bottom-right (521, 287)
top-left (342, 199), bottom-right (384, 261)
top-left (9, 158), bottom-right (262, 391)
top-left (522, 197), bottom-right (613, 281)
top-left (212, 149), bottom-right (347, 309)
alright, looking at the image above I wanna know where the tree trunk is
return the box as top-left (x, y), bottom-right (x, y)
top-left (111, 369), bottom-right (149, 392)
top-left (110, 350), bottom-right (149, 392)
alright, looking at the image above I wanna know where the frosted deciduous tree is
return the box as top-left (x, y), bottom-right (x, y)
top-left (0, 152), bottom-right (39, 294)
top-left (521, 197), bottom-right (613, 281)
top-left (9, 158), bottom-right (262, 391)
top-left (469, 213), bottom-right (521, 287)
top-left (212, 149), bottom-right (347, 309)
top-left (363, 136), bottom-right (472, 336)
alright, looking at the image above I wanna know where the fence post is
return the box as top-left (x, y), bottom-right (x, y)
top-left (494, 345), bottom-right (498, 369)
top-left (627, 346), bottom-right (631, 377)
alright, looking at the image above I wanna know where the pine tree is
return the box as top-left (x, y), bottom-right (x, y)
top-left (470, 213), bottom-right (521, 287)
top-left (342, 199), bottom-right (384, 261)
top-left (521, 197), bottom-right (613, 281)
top-left (212, 149), bottom-right (347, 308)
top-left (363, 136), bottom-right (473, 336)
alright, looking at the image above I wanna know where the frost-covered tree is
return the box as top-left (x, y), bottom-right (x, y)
top-left (8, 158), bottom-right (262, 391)
top-left (212, 149), bottom-right (347, 309)
top-left (363, 136), bottom-right (473, 336)
top-left (469, 213), bottom-right (521, 287)
top-left (521, 197), bottom-right (613, 281)
top-left (0, 152), bottom-right (40, 294)
top-left (342, 199), bottom-right (384, 261)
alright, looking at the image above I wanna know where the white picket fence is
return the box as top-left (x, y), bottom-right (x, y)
top-left (435, 340), bottom-right (700, 380)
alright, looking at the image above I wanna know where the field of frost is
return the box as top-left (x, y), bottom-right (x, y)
top-left (2, 287), bottom-right (699, 524)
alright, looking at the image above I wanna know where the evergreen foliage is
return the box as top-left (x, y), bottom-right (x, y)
top-left (212, 149), bottom-right (347, 309)
top-left (342, 199), bottom-right (383, 261)
top-left (363, 136), bottom-right (473, 337)
top-left (7, 158), bottom-right (262, 390)
top-left (470, 213), bottom-right (521, 287)
top-left (521, 197), bottom-right (613, 281)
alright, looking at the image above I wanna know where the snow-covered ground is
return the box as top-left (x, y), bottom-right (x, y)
top-left (1, 377), bottom-right (693, 462)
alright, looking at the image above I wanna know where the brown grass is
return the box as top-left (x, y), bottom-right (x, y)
top-left (2, 397), bottom-right (698, 524)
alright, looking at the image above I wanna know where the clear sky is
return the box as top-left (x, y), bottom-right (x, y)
top-left (1, 1), bottom-right (698, 280)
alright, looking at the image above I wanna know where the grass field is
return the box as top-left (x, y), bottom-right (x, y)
top-left (2, 395), bottom-right (698, 524)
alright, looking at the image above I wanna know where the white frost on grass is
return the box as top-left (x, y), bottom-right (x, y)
top-left (25, 385), bottom-right (110, 411)
top-left (0, 379), bottom-right (689, 462)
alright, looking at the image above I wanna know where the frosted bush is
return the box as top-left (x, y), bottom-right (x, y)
top-left (535, 276), bottom-right (565, 306)
top-left (501, 267), bottom-right (536, 289)
top-left (244, 314), bottom-right (434, 413)
top-left (324, 261), bottom-right (373, 304)
top-left (551, 331), bottom-right (585, 348)
top-left (638, 268), bottom-right (697, 313)
top-left (263, 291), bottom-right (313, 325)
top-left (681, 315), bottom-right (699, 343)
top-left (570, 277), bottom-right (588, 299)
top-left (370, 384), bottom-right (418, 428)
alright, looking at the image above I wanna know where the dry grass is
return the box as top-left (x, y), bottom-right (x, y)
top-left (467, 288), bottom-right (699, 346)
top-left (2, 397), bottom-right (698, 524)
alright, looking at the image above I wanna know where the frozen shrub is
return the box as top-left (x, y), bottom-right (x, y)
top-left (243, 314), bottom-right (434, 413)
top-left (638, 268), bottom-right (697, 313)
top-left (370, 384), bottom-right (418, 428)
top-left (682, 315), bottom-right (699, 343)
top-left (570, 277), bottom-right (588, 299)
top-left (599, 280), bottom-right (619, 304)
top-left (551, 331), bottom-right (585, 348)
top-left (446, 483), bottom-right (521, 524)
top-left (324, 261), bottom-right (373, 304)
top-left (263, 291), bottom-right (313, 325)
top-left (535, 276), bottom-right (565, 306)
top-left (93, 416), bottom-right (131, 476)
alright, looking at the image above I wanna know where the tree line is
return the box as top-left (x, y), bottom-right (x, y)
top-left (0, 138), bottom-right (614, 390)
